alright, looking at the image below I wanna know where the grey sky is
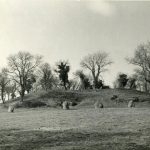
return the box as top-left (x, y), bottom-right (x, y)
top-left (0, 0), bottom-right (150, 86)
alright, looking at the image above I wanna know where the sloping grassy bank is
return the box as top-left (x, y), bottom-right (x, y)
top-left (2, 89), bottom-right (150, 109)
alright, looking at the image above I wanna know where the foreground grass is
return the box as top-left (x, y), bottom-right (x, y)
top-left (0, 107), bottom-right (150, 149)
top-left (0, 129), bottom-right (150, 150)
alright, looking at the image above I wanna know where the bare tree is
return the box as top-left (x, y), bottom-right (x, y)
top-left (127, 42), bottom-right (150, 92)
top-left (39, 63), bottom-right (54, 91)
top-left (80, 51), bottom-right (112, 89)
top-left (0, 68), bottom-right (10, 103)
top-left (132, 69), bottom-right (148, 91)
top-left (5, 82), bottom-right (17, 100)
top-left (7, 51), bottom-right (42, 101)
top-left (126, 77), bottom-right (136, 90)
top-left (67, 79), bottom-right (78, 90)
top-left (75, 70), bottom-right (91, 90)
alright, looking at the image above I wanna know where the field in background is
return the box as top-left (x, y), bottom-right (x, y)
top-left (0, 89), bottom-right (150, 149)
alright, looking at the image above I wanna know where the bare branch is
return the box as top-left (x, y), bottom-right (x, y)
top-left (80, 51), bottom-right (112, 88)
top-left (7, 51), bottom-right (42, 101)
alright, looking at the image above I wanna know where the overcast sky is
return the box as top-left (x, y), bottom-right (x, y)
top-left (0, 0), bottom-right (150, 86)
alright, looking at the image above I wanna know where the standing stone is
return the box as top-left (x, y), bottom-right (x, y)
top-left (69, 102), bottom-right (73, 106)
top-left (8, 105), bottom-right (15, 113)
top-left (128, 100), bottom-right (135, 108)
top-left (62, 101), bottom-right (69, 110)
top-left (94, 100), bottom-right (103, 109)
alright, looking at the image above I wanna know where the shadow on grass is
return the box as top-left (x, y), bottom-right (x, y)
top-left (0, 129), bottom-right (150, 150)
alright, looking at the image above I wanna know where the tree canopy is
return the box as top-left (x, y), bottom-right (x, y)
top-left (80, 51), bottom-right (112, 89)
top-left (7, 51), bottom-right (42, 101)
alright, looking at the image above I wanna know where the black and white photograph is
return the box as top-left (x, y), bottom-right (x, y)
top-left (0, 0), bottom-right (150, 149)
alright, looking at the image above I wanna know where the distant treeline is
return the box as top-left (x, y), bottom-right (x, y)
top-left (0, 41), bottom-right (150, 103)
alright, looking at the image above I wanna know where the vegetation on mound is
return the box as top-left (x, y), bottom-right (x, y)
top-left (2, 90), bottom-right (86, 108)
top-left (1, 88), bottom-right (150, 109)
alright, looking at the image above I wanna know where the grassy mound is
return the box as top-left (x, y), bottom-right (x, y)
top-left (2, 89), bottom-right (150, 109)
top-left (77, 89), bottom-right (150, 108)
top-left (2, 90), bottom-right (86, 108)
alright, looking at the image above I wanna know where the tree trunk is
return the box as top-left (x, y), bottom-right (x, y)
top-left (1, 89), bottom-right (5, 104)
top-left (144, 82), bottom-right (148, 92)
top-left (7, 93), bottom-right (10, 100)
top-left (64, 84), bottom-right (67, 90)
top-left (20, 87), bottom-right (25, 101)
top-left (63, 81), bottom-right (67, 90)
top-left (93, 77), bottom-right (99, 89)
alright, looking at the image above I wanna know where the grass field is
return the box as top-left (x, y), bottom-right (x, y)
top-left (0, 89), bottom-right (150, 150)
top-left (0, 107), bottom-right (150, 150)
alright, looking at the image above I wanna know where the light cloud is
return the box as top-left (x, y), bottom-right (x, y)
top-left (85, 0), bottom-right (115, 16)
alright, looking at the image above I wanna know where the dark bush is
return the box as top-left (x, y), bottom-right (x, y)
top-left (102, 86), bottom-right (110, 89)
top-left (111, 95), bottom-right (118, 100)
top-left (13, 101), bottom-right (23, 108)
top-left (132, 97), bottom-right (139, 102)
top-left (38, 90), bottom-right (83, 102)
top-left (70, 102), bottom-right (78, 106)
top-left (22, 101), bottom-right (46, 108)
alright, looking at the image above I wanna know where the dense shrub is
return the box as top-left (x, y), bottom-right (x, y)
top-left (111, 95), bottom-right (118, 100)
top-left (22, 101), bottom-right (46, 108)
top-left (70, 102), bottom-right (78, 106)
top-left (38, 90), bottom-right (84, 103)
